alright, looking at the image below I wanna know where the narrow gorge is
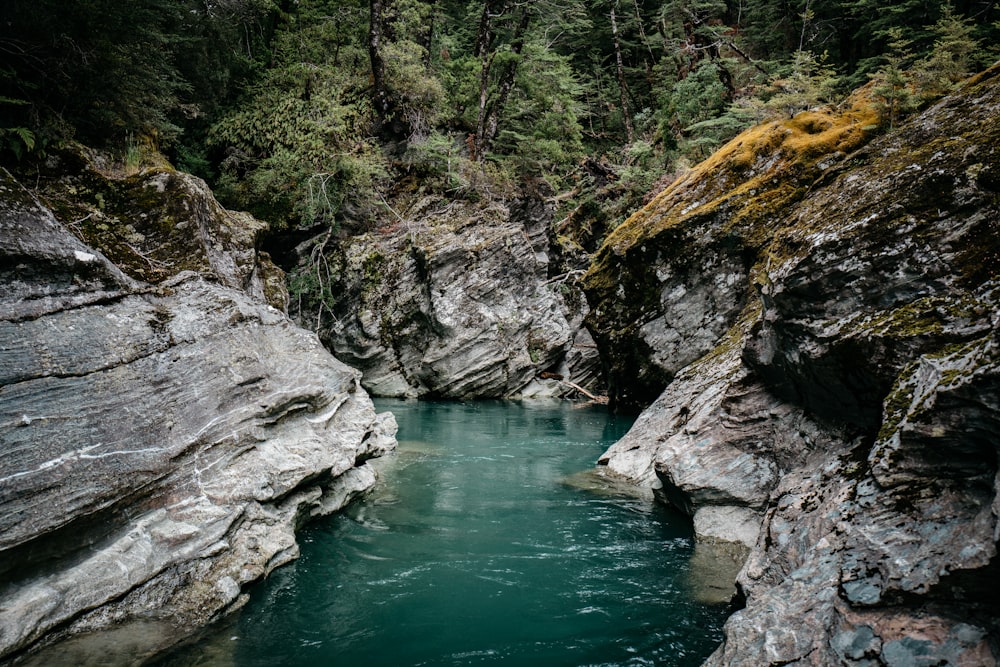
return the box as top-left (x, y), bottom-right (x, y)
top-left (1, 62), bottom-right (999, 667)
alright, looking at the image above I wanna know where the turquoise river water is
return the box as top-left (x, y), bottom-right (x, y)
top-left (161, 399), bottom-right (730, 667)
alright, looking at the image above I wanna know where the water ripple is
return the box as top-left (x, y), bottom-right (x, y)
top-left (160, 400), bottom-right (730, 667)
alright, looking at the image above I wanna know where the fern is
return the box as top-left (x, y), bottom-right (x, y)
top-left (0, 127), bottom-right (36, 160)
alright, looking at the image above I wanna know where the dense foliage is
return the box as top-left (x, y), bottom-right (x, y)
top-left (2, 0), bottom-right (998, 230)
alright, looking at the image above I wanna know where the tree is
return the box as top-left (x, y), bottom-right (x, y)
top-left (665, 58), bottom-right (734, 157)
top-left (369, 0), bottom-right (446, 140)
top-left (764, 49), bottom-right (840, 118)
top-left (913, 3), bottom-right (978, 98)
top-left (207, 6), bottom-right (389, 228)
top-left (0, 0), bottom-right (191, 146)
top-left (870, 27), bottom-right (917, 129)
top-left (0, 0), bottom-right (281, 157)
top-left (609, 0), bottom-right (635, 143)
top-left (370, 0), bottom-right (394, 133)
top-left (841, 0), bottom-right (941, 85)
top-left (494, 36), bottom-right (585, 171)
top-left (470, 0), bottom-right (534, 160)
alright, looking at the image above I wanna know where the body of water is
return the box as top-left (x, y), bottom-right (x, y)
top-left (162, 399), bottom-right (730, 666)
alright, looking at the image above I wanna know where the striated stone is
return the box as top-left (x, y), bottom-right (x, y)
top-left (693, 506), bottom-right (762, 548)
top-left (596, 321), bottom-right (841, 548)
top-left (291, 195), bottom-right (602, 399)
top-left (0, 167), bottom-right (396, 661)
top-left (591, 66), bottom-right (1000, 665)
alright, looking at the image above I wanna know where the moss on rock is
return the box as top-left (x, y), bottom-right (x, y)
top-left (19, 145), bottom-right (285, 310)
top-left (585, 65), bottom-right (1000, 411)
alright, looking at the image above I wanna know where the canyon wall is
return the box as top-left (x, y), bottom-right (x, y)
top-left (587, 67), bottom-right (1000, 664)
top-left (290, 192), bottom-right (603, 400)
top-left (0, 155), bottom-right (396, 663)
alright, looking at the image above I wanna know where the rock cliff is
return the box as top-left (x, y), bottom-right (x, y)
top-left (289, 192), bottom-right (603, 400)
top-left (587, 67), bottom-right (1000, 664)
top-left (0, 155), bottom-right (396, 663)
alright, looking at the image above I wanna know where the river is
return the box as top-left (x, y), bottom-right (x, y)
top-left (160, 399), bottom-right (731, 666)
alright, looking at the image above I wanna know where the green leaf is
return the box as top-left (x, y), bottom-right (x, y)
top-left (13, 127), bottom-right (35, 150)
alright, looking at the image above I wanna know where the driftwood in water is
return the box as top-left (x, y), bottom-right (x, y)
top-left (558, 378), bottom-right (608, 404)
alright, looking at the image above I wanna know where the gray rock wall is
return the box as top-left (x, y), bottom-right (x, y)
top-left (591, 66), bottom-right (1000, 665)
top-left (0, 165), bottom-right (396, 662)
top-left (292, 196), bottom-right (603, 400)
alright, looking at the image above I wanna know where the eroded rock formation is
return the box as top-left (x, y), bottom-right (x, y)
top-left (588, 66), bottom-right (1000, 664)
top-left (290, 193), bottom-right (603, 399)
top-left (0, 156), bottom-right (396, 663)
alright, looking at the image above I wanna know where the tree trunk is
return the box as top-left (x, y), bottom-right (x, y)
top-left (473, 0), bottom-right (498, 57)
top-left (369, 0), bottom-right (392, 132)
top-left (610, 1), bottom-right (634, 144)
top-left (421, 0), bottom-right (435, 68)
top-left (473, 48), bottom-right (495, 160)
top-left (473, 0), bottom-right (531, 161)
top-left (630, 0), bottom-right (655, 66)
top-left (471, 0), bottom-right (498, 160)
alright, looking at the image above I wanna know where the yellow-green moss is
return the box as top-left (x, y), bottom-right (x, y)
top-left (590, 90), bottom-right (880, 275)
top-left (583, 95), bottom-right (881, 342)
top-left (839, 292), bottom-right (989, 341)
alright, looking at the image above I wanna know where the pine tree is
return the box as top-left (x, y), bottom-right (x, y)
top-left (870, 27), bottom-right (917, 129)
top-left (913, 3), bottom-right (978, 99)
top-left (765, 49), bottom-right (840, 118)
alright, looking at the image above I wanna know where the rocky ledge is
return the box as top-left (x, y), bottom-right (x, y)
top-left (0, 158), bottom-right (396, 663)
top-left (588, 66), bottom-right (1000, 664)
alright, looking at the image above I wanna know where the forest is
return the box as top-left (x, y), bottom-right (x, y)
top-left (2, 0), bottom-right (999, 236)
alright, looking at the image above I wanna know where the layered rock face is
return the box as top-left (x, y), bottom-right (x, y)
top-left (292, 194), bottom-right (603, 399)
top-left (585, 90), bottom-right (880, 412)
top-left (0, 158), bottom-right (396, 663)
top-left (588, 67), bottom-right (1000, 665)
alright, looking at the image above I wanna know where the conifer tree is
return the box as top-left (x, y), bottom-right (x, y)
top-left (765, 49), bottom-right (840, 118)
top-left (913, 3), bottom-right (978, 98)
top-left (609, 0), bottom-right (635, 143)
top-left (470, 0), bottom-right (534, 160)
top-left (870, 27), bottom-right (917, 129)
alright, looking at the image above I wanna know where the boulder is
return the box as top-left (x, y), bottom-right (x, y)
top-left (0, 161), bottom-right (396, 662)
top-left (26, 147), bottom-right (289, 310)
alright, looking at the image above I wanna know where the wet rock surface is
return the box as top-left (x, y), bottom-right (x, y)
top-left (591, 66), bottom-right (1000, 665)
top-left (0, 163), bottom-right (396, 662)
